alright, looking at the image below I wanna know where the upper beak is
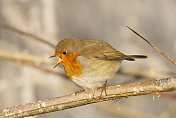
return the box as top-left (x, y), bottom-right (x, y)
top-left (49, 55), bottom-right (56, 58)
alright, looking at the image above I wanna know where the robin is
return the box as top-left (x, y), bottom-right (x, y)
top-left (50, 38), bottom-right (147, 92)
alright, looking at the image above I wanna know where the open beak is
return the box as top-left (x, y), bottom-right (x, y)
top-left (53, 57), bottom-right (62, 69)
top-left (49, 55), bottom-right (62, 69)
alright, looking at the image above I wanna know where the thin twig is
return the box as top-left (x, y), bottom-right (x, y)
top-left (126, 26), bottom-right (176, 65)
top-left (0, 50), bottom-right (52, 65)
top-left (0, 21), bottom-right (55, 48)
top-left (0, 76), bottom-right (175, 118)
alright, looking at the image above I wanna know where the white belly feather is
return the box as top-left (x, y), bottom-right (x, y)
top-left (72, 75), bottom-right (110, 90)
top-left (72, 56), bottom-right (121, 90)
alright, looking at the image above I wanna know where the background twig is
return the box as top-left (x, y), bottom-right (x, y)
top-left (0, 50), bottom-right (52, 65)
top-left (126, 26), bottom-right (176, 65)
top-left (0, 21), bottom-right (55, 48)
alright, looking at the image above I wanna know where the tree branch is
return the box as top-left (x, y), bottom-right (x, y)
top-left (0, 76), bottom-right (176, 118)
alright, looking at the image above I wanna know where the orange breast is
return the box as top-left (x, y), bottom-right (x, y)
top-left (59, 52), bottom-right (83, 79)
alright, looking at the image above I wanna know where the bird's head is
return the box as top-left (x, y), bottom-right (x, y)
top-left (50, 38), bottom-right (82, 68)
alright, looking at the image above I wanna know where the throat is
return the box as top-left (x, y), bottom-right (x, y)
top-left (64, 60), bottom-right (83, 79)
top-left (60, 53), bottom-right (83, 79)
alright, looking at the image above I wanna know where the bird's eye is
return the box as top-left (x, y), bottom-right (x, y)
top-left (63, 51), bottom-right (66, 55)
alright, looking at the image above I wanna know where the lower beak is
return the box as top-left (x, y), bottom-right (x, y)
top-left (53, 56), bottom-right (62, 69)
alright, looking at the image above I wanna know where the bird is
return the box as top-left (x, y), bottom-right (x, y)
top-left (50, 38), bottom-right (147, 91)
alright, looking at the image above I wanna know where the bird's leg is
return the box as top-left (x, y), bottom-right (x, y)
top-left (98, 80), bottom-right (108, 97)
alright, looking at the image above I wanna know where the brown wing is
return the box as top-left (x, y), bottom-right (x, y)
top-left (94, 51), bottom-right (135, 61)
top-left (79, 39), bottom-right (134, 61)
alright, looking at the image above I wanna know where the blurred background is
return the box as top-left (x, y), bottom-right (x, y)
top-left (0, 0), bottom-right (176, 118)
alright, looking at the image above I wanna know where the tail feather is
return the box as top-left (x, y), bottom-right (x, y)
top-left (125, 55), bottom-right (148, 61)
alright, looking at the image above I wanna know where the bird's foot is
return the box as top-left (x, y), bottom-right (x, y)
top-left (97, 80), bottom-right (108, 98)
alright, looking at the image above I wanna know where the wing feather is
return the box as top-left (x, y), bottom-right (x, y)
top-left (79, 40), bottom-right (133, 60)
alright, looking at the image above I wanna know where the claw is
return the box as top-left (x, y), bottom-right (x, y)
top-left (98, 80), bottom-right (108, 98)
